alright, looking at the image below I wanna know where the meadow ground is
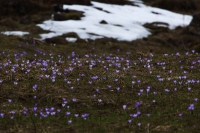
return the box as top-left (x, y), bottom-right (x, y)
top-left (1, 0), bottom-right (200, 132)
top-left (0, 34), bottom-right (200, 133)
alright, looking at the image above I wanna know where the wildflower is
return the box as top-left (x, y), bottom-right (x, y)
top-left (188, 104), bottom-right (194, 111)
top-left (137, 111), bottom-right (141, 115)
top-left (33, 84), bottom-right (38, 90)
top-left (14, 81), bottom-right (18, 85)
top-left (50, 107), bottom-right (55, 111)
top-left (74, 114), bottom-right (79, 118)
top-left (72, 98), bottom-right (77, 102)
top-left (82, 113), bottom-right (89, 120)
top-left (146, 114), bottom-right (151, 117)
top-left (146, 86), bottom-right (150, 93)
top-left (138, 123), bottom-right (141, 127)
top-left (66, 112), bottom-right (71, 116)
top-left (130, 113), bottom-right (138, 118)
top-left (122, 105), bottom-right (127, 110)
top-left (11, 111), bottom-right (15, 115)
top-left (116, 87), bottom-right (120, 91)
top-left (135, 102), bottom-right (141, 108)
top-left (0, 113), bottom-right (4, 118)
top-left (91, 75), bottom-right (98, 80)
top-left (164, 88), bottom-right (170, 92)
top-left (128, 119), bottom-right (132, 123)
top-left (132, 81), bottom-right (135, 85)
top-left (194, 98), bottom-right (198, 102)
top-left (107, 85), bottom-right (112, 89)
top-left (98, 99), bottom-right (102, 103)
top-left (33, 107), bottom-right (37, 111)
top-left (114, 78), bottom-right (118, 82)
top-left (68, 119), bottom-right (72, 124)
top-left (8, 99), bottom-right (12, 103)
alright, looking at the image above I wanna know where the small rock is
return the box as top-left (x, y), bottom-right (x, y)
top-left (100, 20), bottom-right (108, 24)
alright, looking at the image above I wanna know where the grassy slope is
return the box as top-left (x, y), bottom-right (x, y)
top-left (0, 35), bottom-right (200, 133)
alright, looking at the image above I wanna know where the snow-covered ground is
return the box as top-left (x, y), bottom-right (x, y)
top-left (1, 0), bottom-right (192, 42)
top-left (1, 31), bottom-right (29, 36)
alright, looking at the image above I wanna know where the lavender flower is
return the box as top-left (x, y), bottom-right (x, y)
top-left (33, 84), bottom-right (38, 90)
top-left (72, 98), bottom-right (77, 102)
top-left (194, 98), bottom-right (198, 102)
top-left (8, 99), bottom-right (12, 103)
top-left (0, 113), bottom-right (4, 118)
top-left (128, 119), bottom-right (132, 124)
top-left (135, 102), bottom-right (141, 108)
top-left (138, 123), bottom-right (141, 127)
top-left (122, 105), bottom-right (127, 110)
top-left (68, 119), bottom-right (72, 124)
top-left (130, 113), bottom-right (138, 118)
top-left (188, 104), bottom-right (194, 111)
top-left (74, 114), bottom-right (79, 118)
top-left (66, 112), bottom-right (71, 116)
top-left (98, 99), bottom-right (102, 103)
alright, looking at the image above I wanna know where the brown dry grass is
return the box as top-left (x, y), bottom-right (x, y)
top-left (144, 0), bottom-right (200, 15)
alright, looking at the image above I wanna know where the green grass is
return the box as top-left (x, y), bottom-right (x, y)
top-left (0, 35), bottom-right (200, 133)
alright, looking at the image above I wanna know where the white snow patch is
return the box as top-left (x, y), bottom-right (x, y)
top-left (1, 31), bottom-right (29, 36)
top-left (36, 1), bottom-right (192, 41)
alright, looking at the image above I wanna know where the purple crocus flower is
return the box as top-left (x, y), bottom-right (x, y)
top-left (128, 119), bottom-right (132, 123)
top-left (0, 113), bottom-right (4, 118)
top-left (146, 86), bottom-right (150, 93)
top-left (114, 78), bottom-right (118, 82)
top-left (66, 112), bottom-right (71, 116)
top-left (82, 113), bottom-right (89, 120)
top-left (188, 104), bottom-right (194, 111)
top-left (98, 99), bottom-right (102, 103)
top-left (130, 113), bottom-right (138, 118)
top-left (194, 98), bottom-right (198, 102)
top-left (8, 99), bottom-right (12, 103)
top-left (138, 123), bottom-right (141, 127)
top-left (68, 119), bottom-right (72, 124)
top-left (116, 87), bottom-right (120, 91)
top-left (33, 84), bottom-right (38, 90)
top-left (122, 105), bottom-right (127, 110)
top-left (164, 88), bottom-right (170, 92)
top-left (107, 85), bottom-right (112, 89)
top-left (135, 102), bottom-right (141, 108)
top-left (74, 114), bottom-right (79, 118)
top-left (33, 107), bottom-right (37, 111)
top-left (91, 75), bottom-right (98, 80)
top-left (72, 98), bottom-right (77, 102)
